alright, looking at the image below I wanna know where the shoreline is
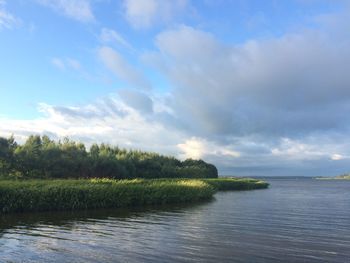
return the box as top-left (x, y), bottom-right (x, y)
top-left (315, 176), bottom-right (350, 180)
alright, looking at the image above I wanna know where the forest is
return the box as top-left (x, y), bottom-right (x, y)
top-left (0, 135), bottom-right (218, 179)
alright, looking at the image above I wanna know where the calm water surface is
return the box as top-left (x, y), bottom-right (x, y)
top-left (1, 178), bottom-right (350, 262)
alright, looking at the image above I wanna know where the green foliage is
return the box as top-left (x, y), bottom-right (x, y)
top-left (0, 136), bottom-right (17, 177)
top-left (0, 135), bottom-right (218, 179)
top-left (0, 179), bottom-right (215, 213)
top-left (202, 178), bottom-right (269, 191)
top-left (0, 178), bottom-right (269, 214)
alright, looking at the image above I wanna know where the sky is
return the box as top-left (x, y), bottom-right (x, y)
top-left (1, 0), bottom-right (350, 176)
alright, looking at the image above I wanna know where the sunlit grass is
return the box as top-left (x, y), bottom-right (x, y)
top-left (0, 179), bottom-right (214, 213)
top-left (0, 178), bottom-right (268, 214)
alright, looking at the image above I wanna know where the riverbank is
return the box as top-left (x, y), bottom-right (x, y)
top-left (0, 178), bottom-right (268, 214)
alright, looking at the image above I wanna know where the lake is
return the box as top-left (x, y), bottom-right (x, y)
top-left (1, 178), bottom-right (350, 262)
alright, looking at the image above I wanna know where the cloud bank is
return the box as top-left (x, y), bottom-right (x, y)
top-left (2, 3), bottom-right (350, 176)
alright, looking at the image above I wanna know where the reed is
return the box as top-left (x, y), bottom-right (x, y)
top-left (202, 178), bottom-right (269, 191)
top-left (0, 178), bottom-right (268, 214)
top-left (0, 179), bottom-right (214, 213)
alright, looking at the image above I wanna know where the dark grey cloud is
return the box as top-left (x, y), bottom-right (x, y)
top-left (149, 22), bottom-right (350, 141)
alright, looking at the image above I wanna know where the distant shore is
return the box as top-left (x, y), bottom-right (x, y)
top-left (315, 174), bottom-right (350, 180)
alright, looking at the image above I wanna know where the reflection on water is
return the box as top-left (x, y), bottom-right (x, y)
top-left (1, 179), bottom-right (350, 262)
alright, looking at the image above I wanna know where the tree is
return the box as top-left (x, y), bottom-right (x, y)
top-left (0, 135), bottom-right (218, 179)
top-left (0, 136), bottom-right (16, 176)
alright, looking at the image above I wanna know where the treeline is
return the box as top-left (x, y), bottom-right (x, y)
top-left (0, 135), bottom-right (218, 179)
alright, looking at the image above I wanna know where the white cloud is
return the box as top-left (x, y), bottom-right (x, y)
top-left (36, 0), bottom-right (94, 22)
top-left (0, 0), bottom-right (20, 30)
top-left (0, 98), bottom-right (186, 156)
top-left (100, 28), bottom-right (132, 50)
top-left (0, 97), bottom-right (242, 170)
top-left (271, 138), bottom-right (325, 160)
top-left (51, 57), bottom-right (81, 71)
top-left (177, 137), bottom-right (206, 159)
top-left (177, 137), bottom-right (240, 160)
top-left (66, 58), bottom-right (81, 71)
top-left (50, 57), bottom-right (94, 80)
top-left (331, 154), bottom-right (344, 161)
top-left (220, 149), bottom-right (241, 158)
top-left (98, 46), bottom-right (150, 89)
top-left (51, 58), bottom-right (66, 70)
top-left (330, 153), bottom-right (350, 161)
top-left (123, 0), bottom-right (188, 29)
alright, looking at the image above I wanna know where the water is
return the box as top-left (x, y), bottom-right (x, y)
top-left (1, 178), bottom-right (350, 262)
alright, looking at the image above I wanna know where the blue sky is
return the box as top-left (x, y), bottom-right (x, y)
top-left (1, 0), bottom-right (350, 176)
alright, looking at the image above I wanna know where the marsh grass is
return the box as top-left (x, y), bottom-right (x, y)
top-left (0, 179), bottom-right (214, 213)
top-left (0, 178), bottom-right (268, 214)
top-left (202, 178), bottom-right (269, 191)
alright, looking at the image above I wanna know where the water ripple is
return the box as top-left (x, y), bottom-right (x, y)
top-left (1, 179), bottom-right (350, 262)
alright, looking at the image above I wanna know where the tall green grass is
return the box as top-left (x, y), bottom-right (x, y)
top-left (0, 179), bottom-right (214, 213)
top-left (0, 178), bottom-right (268, 214)
top-left (151, 178), bottom-right (269, 191)
top-left (202, 178), bottom-right (269, 191)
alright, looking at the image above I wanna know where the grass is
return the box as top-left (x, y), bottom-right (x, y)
top-left (0, 179), bottom-right (214, 213)
top-left (153, 178), bottom-right (269, 191)
top-left (202, 178), bottom-right (269, 191)
top-left (0, 178), bottom-right (268, 214)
